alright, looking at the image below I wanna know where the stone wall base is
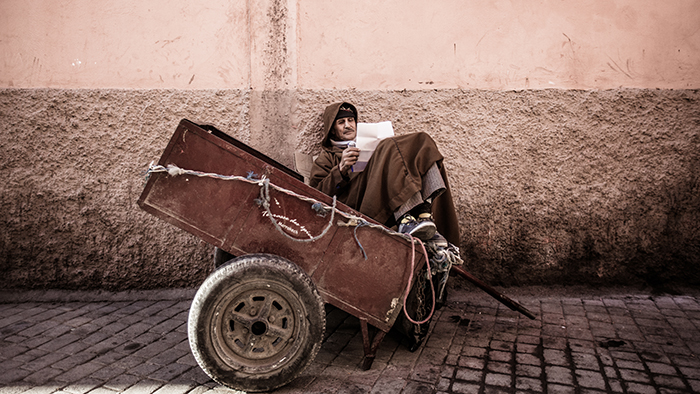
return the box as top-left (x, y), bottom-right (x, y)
top-left (1, 88), bottom-right (698, 290)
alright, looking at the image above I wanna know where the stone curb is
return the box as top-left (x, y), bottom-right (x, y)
top-left (0, 288), bottom-right (198, 303)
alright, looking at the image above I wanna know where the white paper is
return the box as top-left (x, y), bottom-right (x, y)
top-left (353, 121), bottom-right (394, 171)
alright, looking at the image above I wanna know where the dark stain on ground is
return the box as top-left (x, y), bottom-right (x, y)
top-left (450, 315), bottom-right (471, 326)
top-left (599, 339), bottom-right (626, 349)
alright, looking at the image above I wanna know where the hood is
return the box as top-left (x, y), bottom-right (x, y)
top-left (321, 102), bottom-right (358, 149)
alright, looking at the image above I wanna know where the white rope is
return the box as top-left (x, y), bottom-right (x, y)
top-left (257, 178), bottom-right (337, 243)
top-left (146, 162), bottom-right (449, 323)
top-left (402, 236), bottom-right (436, 325)
top-left (145, 163), bottom-right (413, 243)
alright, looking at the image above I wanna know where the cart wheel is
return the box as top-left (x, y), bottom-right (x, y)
top-left (188, 254), bottom-right (325, 392)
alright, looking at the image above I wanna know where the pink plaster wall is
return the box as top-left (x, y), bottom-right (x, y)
top-left (0, 0), bottom-right (250, 89)
top-left (2, 0), bottom-right (699, 90)
top-left (299, 0), bottom-right (700, 90)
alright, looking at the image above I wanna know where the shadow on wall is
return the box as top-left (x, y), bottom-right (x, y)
top-left (462, 168), bottom-right (700, 288)
top-left (453, 92), bottom-right (700, 289)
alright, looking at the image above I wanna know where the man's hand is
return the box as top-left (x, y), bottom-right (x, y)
top-left (339, 147), bottom-right (360, 175)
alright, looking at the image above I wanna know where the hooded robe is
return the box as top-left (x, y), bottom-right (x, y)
top-left (309, 102), bottom-right (460, 245)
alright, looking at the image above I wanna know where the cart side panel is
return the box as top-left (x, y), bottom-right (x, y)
top-left (138, 120), bottom-right (325, 249)
top-left (313, 225), bottom-right (425, 331)
top-left (226, 184), bottom-right (339, 277)
top-left (139, 122), bottom-right (258, 246)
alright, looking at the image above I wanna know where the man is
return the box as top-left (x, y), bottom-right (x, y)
top-left (309, 102), bottom-right (459, 246)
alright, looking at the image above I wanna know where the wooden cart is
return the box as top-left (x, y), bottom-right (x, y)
top-left (138, 120), bottom-right (434, 392)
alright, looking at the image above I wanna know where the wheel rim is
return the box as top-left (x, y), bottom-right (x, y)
top-left (209, 279), bottom-right (305, 373)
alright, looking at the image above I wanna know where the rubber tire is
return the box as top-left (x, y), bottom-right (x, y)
top-left (188, 254), bottom-right (325, 392)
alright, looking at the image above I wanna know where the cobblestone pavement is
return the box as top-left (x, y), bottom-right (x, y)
top-left (1, 286), bottom-right (699, 394)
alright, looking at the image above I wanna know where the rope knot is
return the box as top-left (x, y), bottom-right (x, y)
top-left (166, 164), bottom-right (187, 177)
top-left (311, 202), bottom-right (328, 217)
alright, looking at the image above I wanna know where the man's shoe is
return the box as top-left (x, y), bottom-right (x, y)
top-left (398, 214), bottom-right (437, 241)
top-left (416, 212), bottom-right (440, 242)
top-left (426, 232), bottom-right (448, 247)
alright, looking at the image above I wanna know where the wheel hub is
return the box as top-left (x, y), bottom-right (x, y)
top-left (211, 281), bottom-right (303, 369)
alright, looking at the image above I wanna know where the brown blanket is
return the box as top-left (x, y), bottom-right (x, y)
top-left (309, 102), bottom-right (460, 245)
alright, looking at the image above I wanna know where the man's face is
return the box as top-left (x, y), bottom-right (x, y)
top-left (333, 117), bottom-right (356, 141)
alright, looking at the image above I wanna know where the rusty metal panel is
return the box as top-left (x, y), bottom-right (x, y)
top-left (140, 121), bottom-right (260, 245)
top-left (313, 224), bottom-right (420, 331)
top-left (138, 119), bottom-right (425, 331)
top-left (227, 184), bottom-right (338, 277)
top-left (139, 120), bottom-right (313, 246)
